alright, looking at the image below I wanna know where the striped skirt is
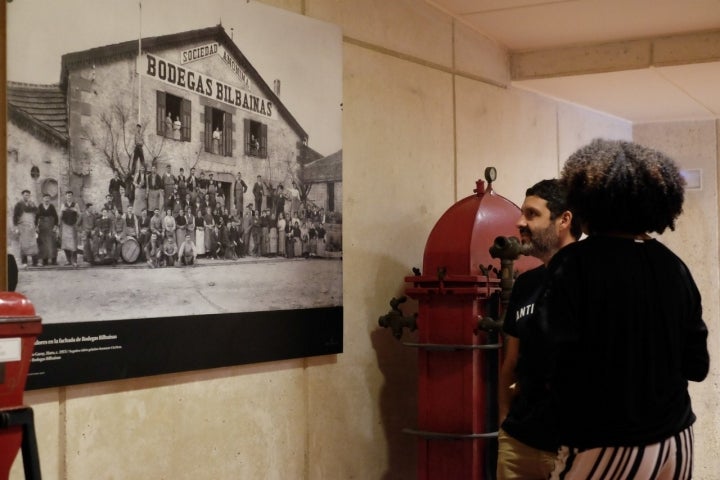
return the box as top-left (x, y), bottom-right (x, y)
top-left (550, 426), bottom-right (694, 480)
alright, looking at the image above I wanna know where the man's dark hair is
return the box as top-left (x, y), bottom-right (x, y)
top-left (561, 138), bottom-right (684, 235)
top-left (525, 178), bottom-right (582, 239)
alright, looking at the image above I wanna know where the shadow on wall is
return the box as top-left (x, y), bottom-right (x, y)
top-left (371, 258), bottom-right (421, 480)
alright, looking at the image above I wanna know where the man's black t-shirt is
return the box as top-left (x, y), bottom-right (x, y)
top-left (501, 265), bottom-right (559, 452)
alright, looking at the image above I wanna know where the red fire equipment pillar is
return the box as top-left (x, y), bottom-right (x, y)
top-left (379, 168), bottom-right (539, 479)
top-left (0, 292), bottom-right (43, 479)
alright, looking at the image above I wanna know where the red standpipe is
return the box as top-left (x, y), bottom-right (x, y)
top-left (399, 174), bottom-right (539, 479)
top-left (0, 292), bottom-right (42, 477)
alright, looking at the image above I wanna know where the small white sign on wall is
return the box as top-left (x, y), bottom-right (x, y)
top-left (0, 338), bottom-right (22, 362)
top-left (681, 169), bottom-right (702, 190)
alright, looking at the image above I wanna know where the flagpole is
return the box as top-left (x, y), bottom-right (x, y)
top-left (138, 1), bottom-right (142, 124)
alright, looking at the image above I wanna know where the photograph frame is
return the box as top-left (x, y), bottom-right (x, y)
top-left (3, 1), bottom-right (344, 390)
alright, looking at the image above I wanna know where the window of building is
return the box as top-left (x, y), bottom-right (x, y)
top-left (244, 119), bottom-right (267, 158)
top-left (327, 182), bottom-right (335, 212)
top-left (156, 91), bottom-right (191, 141)
top-left (204, 106), bottom-right (233, 157)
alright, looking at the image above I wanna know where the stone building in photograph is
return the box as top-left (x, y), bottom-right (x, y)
top-left (304, 149), bottom-right (342, 217)
top-left (6, 83), bottom-right (68, 217)
top-left (7, 24), bottom-right (319, 241)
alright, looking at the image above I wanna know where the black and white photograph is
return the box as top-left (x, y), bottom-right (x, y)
top-left (5, 0), bottom-right (344, 388)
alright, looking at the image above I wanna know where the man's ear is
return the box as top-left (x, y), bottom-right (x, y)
top-left (558, 210), bottom-right (572, 230)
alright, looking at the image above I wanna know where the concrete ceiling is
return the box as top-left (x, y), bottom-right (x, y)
top-left (427, 0), bottom-right (720, 123)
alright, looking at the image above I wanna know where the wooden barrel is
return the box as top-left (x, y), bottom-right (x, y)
top-left (120, 237), bottom-right (141, 264)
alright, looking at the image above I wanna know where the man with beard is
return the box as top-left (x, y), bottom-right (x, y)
top-left (496, 179), bottom-right (581, 480)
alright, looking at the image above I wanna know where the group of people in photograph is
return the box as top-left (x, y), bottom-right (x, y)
top-left (11, 164), bottom-right (335, 269)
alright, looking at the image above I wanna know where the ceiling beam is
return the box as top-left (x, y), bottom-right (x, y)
top-left (511, 29), bottom-right (720, 80)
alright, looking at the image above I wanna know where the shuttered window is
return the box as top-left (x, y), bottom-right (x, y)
top-left (244, 119), bottom-right (267, 158)
top-left (155, 91), bottom-right (191, 142)
top-left (156, 92), bottom-right (166, 136)
top-left (204, 106), bottom-right (233, 157)
top-left (223, 111), bottom-right (233, 157)
top-left (180, 99), bottom-right (191, 141)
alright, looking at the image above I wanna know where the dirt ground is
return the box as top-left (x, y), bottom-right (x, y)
top-left (13, 254), bottom-right (343, 324)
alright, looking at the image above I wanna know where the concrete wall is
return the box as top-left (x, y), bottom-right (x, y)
top-left (13, 0), bottom-right (719, 478)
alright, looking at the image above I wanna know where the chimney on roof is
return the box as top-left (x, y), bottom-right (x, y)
top-left (273, 79), bottom-right (281, 97)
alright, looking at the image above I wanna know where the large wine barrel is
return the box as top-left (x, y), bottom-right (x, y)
top-left (120, 237), bottom-right (140, 264)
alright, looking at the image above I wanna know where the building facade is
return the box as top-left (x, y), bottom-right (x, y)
top-left (7, 25), bottom-right (310, 229)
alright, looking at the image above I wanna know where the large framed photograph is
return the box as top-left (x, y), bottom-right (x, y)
top-left (5, 0), bottom-right (344, 389)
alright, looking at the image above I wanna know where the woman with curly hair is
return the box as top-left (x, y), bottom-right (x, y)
top-left (540, 139), bottom-right (709, 479)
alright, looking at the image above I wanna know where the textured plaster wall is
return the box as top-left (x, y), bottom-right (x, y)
top-left (17, 0), bottom-right (720, 479)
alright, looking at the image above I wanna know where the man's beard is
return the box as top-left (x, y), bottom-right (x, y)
top-left (518, 226), bottom-right (557, 258)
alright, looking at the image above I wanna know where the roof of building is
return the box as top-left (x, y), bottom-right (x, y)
top-left (7, 82), bottom-right (69, 146)
top-left (303, 150), bottom-right (342, 183)
top-left (60, 24), bottom-right (308, 142)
